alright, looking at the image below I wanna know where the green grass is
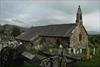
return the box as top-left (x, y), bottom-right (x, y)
top-left (22, 49), bottom-right (100, 67)
top-left (22, 60), bottom-right (41, 67)
top-left (72, 46), bottom-right (100, 67)
top-left (72, 57), bottom-right (100, 67)
top-left (23, 45), bottom-right (100, 67)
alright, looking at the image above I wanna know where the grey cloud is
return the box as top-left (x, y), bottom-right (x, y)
top-left (0, 0), bottom-right (100, 32)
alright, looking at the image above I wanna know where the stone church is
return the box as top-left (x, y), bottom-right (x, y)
top-left (16, 6), bottom-right (88, 48)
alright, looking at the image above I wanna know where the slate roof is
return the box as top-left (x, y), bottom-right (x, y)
top-left (16, 23), bottom-right (76, 41)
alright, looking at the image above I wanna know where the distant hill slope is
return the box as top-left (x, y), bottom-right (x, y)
top-left (0, 24), bottom-right (100, 35)
top-left (88, 31), bottom-right (100, 35)
top-left (0, 24), bottom-right (28, 32)
top-left (88, 34), bottom-right (100, 47)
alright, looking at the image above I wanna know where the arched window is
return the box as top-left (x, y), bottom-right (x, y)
top-left (79, 34), bottom-right (82, 41)
top-left (80, 14), bottom-right (82, 20)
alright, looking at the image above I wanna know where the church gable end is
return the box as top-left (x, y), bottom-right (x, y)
top-left (70, 24), bottom-right (88, 48)
top-left (69, 6), bottom-right (88, 48)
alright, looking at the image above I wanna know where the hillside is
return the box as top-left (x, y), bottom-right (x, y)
top-left (88, 34), bottom-right (100, 48)
top-left (0, 24), bottom-right (28, 41)
top-left (0, 24), bottom-right (28, 32)
top-left (88, 31), bottom-right (100, 35)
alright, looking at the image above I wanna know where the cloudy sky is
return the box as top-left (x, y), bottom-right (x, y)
top-left (0, 0), bottom-right (100, 32)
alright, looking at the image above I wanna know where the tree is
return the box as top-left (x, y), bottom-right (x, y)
top-left (11, 26), bottom-right (21, 37)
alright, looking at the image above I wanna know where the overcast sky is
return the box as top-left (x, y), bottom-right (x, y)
top-left (0, 0), bottom-right (100, 32)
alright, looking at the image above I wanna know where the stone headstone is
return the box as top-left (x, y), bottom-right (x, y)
top-left (93, 48), bottom-right (96, 55)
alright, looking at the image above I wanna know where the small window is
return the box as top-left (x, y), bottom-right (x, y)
top-left (80, 15), bottom-right (82, 20)
top-left (79, 34), bottom-right (82, 41)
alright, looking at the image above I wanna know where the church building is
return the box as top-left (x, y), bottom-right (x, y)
top-left (16, 6), bottom-right (88, 48)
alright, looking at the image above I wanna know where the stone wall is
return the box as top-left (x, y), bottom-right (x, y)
top-left (21, 23), bottom-right (88, 49)
top-left (32, 37), bottom-right (69, 48)
top-left (70, 23), bottom-right (88, 48)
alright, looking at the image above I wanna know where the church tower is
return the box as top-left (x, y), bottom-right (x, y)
top-left (76, 5), bottom-right (83, 24)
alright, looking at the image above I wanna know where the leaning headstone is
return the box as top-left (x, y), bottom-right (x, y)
top-left (73, 48), bottom-right (76, 54)
top-left (58, 44), bottom-right (63, 55)
top-left (80, 48), bottom-right (82, 54)
top-left (76, 50), bottom-right (80, 54)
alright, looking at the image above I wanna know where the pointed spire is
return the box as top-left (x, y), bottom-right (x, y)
top-left (77, 5), bottom-right (81, 14)
top-left (79, 5), bottom-right (80, 8)
top-left (76, 5), bottom-right (83, 24)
